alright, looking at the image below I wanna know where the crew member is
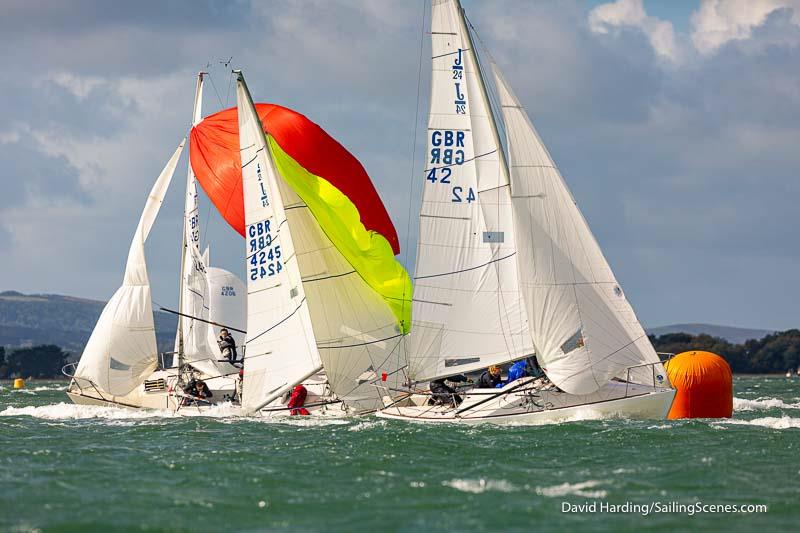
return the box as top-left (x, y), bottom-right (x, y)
top-left (217, 328), bottom-right (239, 365)
top-left (429, 374), bottom-right (469, 407)
top-left (478, 365), bottom-right (502, 388)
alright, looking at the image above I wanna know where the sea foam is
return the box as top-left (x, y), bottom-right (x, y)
top-left (0, 402), bottom-right (176, 420)
top-left (534, 480), bottom-right (608, 499)
top-left (442, 478), bottom-right (518, 494)
top-left (717, 416), bottom-right (800, 429)
top-left (733, 397), bottom-right (800, 411)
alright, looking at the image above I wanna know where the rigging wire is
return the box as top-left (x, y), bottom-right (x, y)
top-left (399, 0), bottom-right (429, 377)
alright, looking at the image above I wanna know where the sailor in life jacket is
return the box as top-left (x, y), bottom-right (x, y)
top-left (217, 328), bottom-right (239, 365)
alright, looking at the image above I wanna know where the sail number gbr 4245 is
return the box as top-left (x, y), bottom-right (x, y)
top-left (248, 220), bottom-right (282, 281)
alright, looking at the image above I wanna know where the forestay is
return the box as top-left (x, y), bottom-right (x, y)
top-left (492, 64), bottom-right (664, 395)
top-left (236, 72), bottom-right (322, 412)
top-left (409, 0), bottom-right (533, 382)
top-left (75, 140), bottom-right (186, 396)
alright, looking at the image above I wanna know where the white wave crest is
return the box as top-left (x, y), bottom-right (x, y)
top-left (347, 420), bottom-right (386, 432)
top-left (719, 416), bottom-right (800, 429)
top-left (253, 415), bottom-right (350, 427)
top-left (0, 402), bottom-right (176, 420)
top-left (442, 478), bottom-right (518, 494)
top-left (733, 397), bottom-right (800, 411)
top-left (535, 480), bottom-right (608, 499)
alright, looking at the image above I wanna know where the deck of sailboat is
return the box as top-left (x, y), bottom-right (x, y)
top-left (377, 378), bottom-right (676, 424)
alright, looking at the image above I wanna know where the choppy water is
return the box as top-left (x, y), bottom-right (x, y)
top-left (1, 377), bottom-right (798, 531)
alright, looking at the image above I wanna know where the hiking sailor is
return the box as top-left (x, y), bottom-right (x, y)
top-left (217, 328), bottom-right (239, 365)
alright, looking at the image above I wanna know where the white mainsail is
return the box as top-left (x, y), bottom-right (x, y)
top-left (236, 72), bottom-right (322, 412)
top-left (75, 140), bottom-right (186, 396)
top-left (175, 72), bottom-right (218, 374)
top-left (408, 0), bottom-right (533, 382)
top-left (492, 63), bottom-right (663, 394)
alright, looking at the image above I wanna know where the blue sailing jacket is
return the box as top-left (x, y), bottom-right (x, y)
top-left (496, 360), bottom-right (528, 388)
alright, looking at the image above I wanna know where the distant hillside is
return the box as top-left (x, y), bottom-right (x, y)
top-left (0, 290), bottom-right (177, 357)
top-left (646, 323), bottom-right (774, 345)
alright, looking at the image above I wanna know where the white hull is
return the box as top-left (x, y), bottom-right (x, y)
top-left (376, 378), bottom-right (676, 425)
top-left (254, 371), bottom-right (351, 419)
top-left (66, 368), bottom-right (352, 418)
top-left (66, 368), bottom-right (238, 412)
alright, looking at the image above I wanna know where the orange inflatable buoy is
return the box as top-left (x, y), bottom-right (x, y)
top-left (665, 351), bottom-right (733, 419)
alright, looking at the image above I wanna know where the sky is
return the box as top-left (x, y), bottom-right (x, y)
top-left (0, 0), bottom-right (798, 331)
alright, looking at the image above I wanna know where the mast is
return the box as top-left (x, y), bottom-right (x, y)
top-left (176, 72), bottom-right (205, 373)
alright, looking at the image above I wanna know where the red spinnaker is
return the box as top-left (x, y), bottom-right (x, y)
top-left (190, 104), bottom-right (400, 254)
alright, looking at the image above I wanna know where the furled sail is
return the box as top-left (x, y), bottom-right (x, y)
top-left (408, 0), bottom-right (533, 382)
top-left (236, 72), bottom-right (322, 412)
top-left (175, 72), bottom-right (218, 375)
top-left (492, 63), bottom-right (664, 394)
top-left (75, 140), bottom-right (186, 396)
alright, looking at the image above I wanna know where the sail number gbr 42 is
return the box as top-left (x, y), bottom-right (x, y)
top-left (427, 128), bottom-right (475, 204)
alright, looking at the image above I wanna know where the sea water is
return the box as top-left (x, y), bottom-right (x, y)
top-left (1, 377), bottom-right (798, 531)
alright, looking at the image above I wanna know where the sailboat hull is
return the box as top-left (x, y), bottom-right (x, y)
top-left (376, 378), bottom-right (676, 425)
top-left (66, 368), bottom-right (238, 412)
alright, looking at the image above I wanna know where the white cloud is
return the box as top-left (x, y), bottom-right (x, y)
top-left (46, 72), bottom-right (105, 100)
top-left (691, 0), bottom-right (800, 55)
top-left (589, 0), bottom-right (679, 62)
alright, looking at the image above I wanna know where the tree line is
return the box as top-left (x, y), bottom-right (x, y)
top-left (1, 330), bottom-right (799, 378)
top-left (0, 345), bottom-right (69, 379)
top-left (650, 329), bottom-right (800, 374)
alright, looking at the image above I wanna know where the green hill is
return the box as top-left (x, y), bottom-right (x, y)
top-left (0, 291), bottom-right (177, 358)
top-left (646, 323), bottom-right (773, 344)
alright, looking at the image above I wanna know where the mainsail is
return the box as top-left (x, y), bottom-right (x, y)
top-left (492, 63), bottom-right (664, 394)
top-left (408, 0), bottom-right (533, 382)
top-left (75, 140), bottom-right (186, 396)
top-left (236, 72), bottom-right (322, 412)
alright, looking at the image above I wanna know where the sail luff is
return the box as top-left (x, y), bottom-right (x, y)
top-left (491, 62), bottom-right (664, 394)
top-left (75, 139), bottom-right (186, 396)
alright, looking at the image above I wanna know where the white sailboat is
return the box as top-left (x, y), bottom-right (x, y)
top-left (234, 71), bottom-right (406, 417)
top-left (67, 73), bottom-right (243, 410)
top-left (376, 0), bottom-right (675, 423)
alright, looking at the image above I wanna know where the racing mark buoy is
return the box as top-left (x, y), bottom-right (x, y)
top-left (665, 351), bottom-right (733, 419)
top-left (13, 378), bottom-right (25, 389)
